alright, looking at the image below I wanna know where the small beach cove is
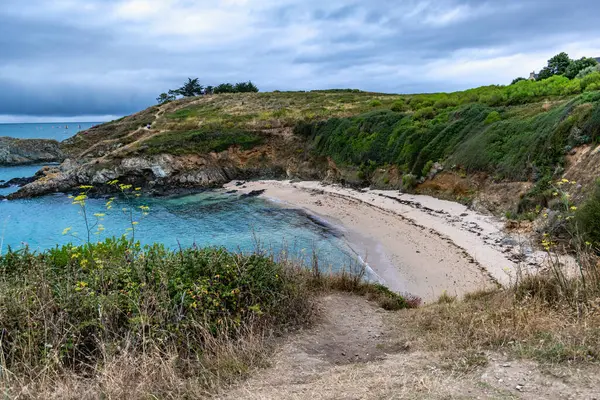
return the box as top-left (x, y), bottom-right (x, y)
top-left (224, 180), bottom-right (551, 302)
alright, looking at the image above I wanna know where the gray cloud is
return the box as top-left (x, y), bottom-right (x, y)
top-left (1, 0), bottom-right (600, 119)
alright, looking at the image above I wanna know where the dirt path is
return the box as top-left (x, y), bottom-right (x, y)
top-left (218, 294), bottom-right (600, 400)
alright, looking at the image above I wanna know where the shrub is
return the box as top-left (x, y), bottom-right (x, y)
top-left (585, 82), bottom-right (600, 92)
top-left (576, 65), bottom-right (600, 79)
top-left (402, 174), bottom-right (417, 190)
top-left (0, 239), bottom-right (317, 374)
top-left (369, 99), bottom-right (383, 107)
top-left (391, 100), bottom-right (408, 112)
top-left (576, 181), bottom-right (600, 246)
top-left (581, 72), bottom-right (600, 91)
top-left (484, 111), bottom-right (502, 124)
top-left (413, 107), bottom-right (436, 120)
top-left (408, 97), bottom-right (434, 109)
top-left (422, 160), bottom-right (434, 177)
top-left (433, 98), bottom-right (457, 110)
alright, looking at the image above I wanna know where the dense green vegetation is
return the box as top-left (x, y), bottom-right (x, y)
top-left (302, 92), bottom-right (600, 182)
top-left (0, 237), bottom-right (413, 389)
top-left (533, 52), bottom-right (598, 81)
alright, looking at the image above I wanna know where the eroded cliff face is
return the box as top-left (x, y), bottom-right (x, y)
top-left (9, 136), bottom-right (327, 199)
top-left (0, 137), bottom-right (64, 165)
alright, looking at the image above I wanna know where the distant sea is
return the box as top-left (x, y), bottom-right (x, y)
top-left (0, 122), bottom-right (102, 196)
top-left (0, 122), bottom-right (99, 141)
top-left (0, 122), bottom-right (357, 272)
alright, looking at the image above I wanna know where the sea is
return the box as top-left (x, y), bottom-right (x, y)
top-left (0, 123), bottom-right (357, 270)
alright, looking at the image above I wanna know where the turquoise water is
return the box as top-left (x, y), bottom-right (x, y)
top-left (0, 191), bottom-right (356, 269)
top-left (0, 123), bottom-right (358, 270)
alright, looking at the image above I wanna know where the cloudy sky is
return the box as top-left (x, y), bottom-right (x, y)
top-left (1, 0), bottom-right (600, 122)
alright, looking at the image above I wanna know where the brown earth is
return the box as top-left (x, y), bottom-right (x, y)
top-left (219, 293), bottom-right (600, 400)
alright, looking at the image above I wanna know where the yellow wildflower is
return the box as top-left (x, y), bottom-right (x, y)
top-left (570, 206), bottom-right (577, 211)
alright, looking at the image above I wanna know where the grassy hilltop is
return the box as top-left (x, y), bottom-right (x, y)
top-left (61, 74), bottom-right (600, 221)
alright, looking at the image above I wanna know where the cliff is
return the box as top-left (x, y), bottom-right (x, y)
top-left (0, 136), bottom-right (64, 165)
top-left (9, 87), bottom-right (600, 220)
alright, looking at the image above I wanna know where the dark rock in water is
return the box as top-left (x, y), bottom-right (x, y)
top-left (240, 189), bottom-right (266, 198)
top-left (0, 137), bottom-right (64, 166)
top-left (235, 181), bottom-right (246, 187)
top-left (226, 190), bottom-right (238, 194)
top-left (0, 176), bottom-right (37, 188)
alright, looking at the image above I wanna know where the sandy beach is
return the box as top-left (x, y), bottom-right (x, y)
top-left (223, 180), bottom-right (538, 302)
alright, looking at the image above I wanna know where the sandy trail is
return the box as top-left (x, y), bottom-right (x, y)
top-left (223, 180), bottom-right (527, 302)
top-left (218, 293), bottom-right (600, 400)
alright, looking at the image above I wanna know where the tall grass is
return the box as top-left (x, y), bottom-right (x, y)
top-left (0, 237), bottom-right (415, 398)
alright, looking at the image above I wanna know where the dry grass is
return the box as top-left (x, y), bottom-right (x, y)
top-left (2, 328), bottom-right (270, 399)
top-left (392, 255), bottom-right (600, 365)
top-left (0, 241), bottom-right (417, 399)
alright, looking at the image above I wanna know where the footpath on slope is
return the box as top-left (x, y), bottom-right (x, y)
top-left (218, 293), bottom-right (600, 400)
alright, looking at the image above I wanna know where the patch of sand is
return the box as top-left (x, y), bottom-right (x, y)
top-left (224, 180), bottom-right (530, 302)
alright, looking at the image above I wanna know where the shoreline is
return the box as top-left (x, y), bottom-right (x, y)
top-left (224, 180), bottom-right (534, 302)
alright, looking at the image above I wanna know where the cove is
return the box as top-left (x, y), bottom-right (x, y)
top-left (0, 190), bottom-right (358, 271)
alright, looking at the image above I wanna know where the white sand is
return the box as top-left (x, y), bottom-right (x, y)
top-left (223, 180), bottom-right (544, 302)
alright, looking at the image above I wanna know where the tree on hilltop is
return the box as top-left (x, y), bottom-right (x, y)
top-left (547, 52), bottom-right (572, 75)
top-left (537, 52), bottom-right (573, 81)
top-left (172, 78), bottom-right (204, 97)
top-left (156, 92), bottom-right (176, 104)
top-left (565, 57), bottom-right (599, 79)
top-left (213, 83), bottom-right (235, 94)
top-left (234, 81), bottom-right (259, 93)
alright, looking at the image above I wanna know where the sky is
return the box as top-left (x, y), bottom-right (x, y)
top-left (1, 0), bottom-right (600, 122)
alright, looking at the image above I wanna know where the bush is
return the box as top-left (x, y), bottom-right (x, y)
top-left (0, 239), bottom-right (315, 371)
top-left (576, 65), bottom-right (600, 79)
top-left (576, 181), bottom-right (600, 246)
top-left (391, 100), bottom-right (408, 112)
top-left (413, 106), bottom-right (436, 120)
top-left (402, 174), bottom-right (417, 190)
top-left (433, 98), bottom-right (457, 110)
top-left (422, 160), bottom-right (434, 177)
top-left (585, 82), bottom-right (600, 92)
top-left (484, 111), bottom-right (502, 124)
top-left (369, 99), bottom-right (383, 107)
top-left (581, 72), bottom-right (600, 91)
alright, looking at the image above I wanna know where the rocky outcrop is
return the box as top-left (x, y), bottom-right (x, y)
top-left (0, 137), bottom-right (64, 165)
top-left (9, 139), bottom-right (328, 199)
top-left (0, 176), bottom-right (37, 189)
